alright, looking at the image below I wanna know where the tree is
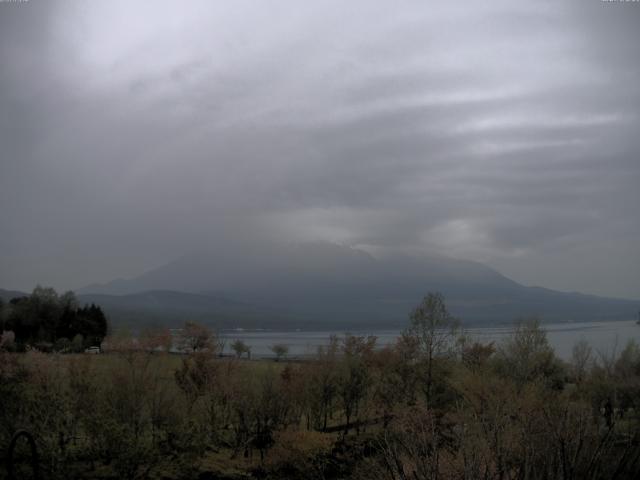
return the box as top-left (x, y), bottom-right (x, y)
top-left (5, 287), bottom-right (107, 348)
top-left (270, 344), bottom-right (289, 361)
top-left (0, 330), bottom-right (15, 351)
top-left (71, 334), bottom-right (84, 353)
top-left (101, 328), bottom-right (138, 353)
top-left (405, 292), bottom-right (458, 403)
top-left (496, 318), bottom-right (562, 388)
top-left (372, 346), bottom-right (407, 427)
top-left (0, 297), bottom-right (5, 331)
top-left (615, 339), bottom-right (640, 378)
top-left (231, 339), bottom-right (251, 359)
top-left (391, 333), bottom-right (421, 405)
top-left (76, 304), bottom-right (108, 347)
top-left (461, 340), bottom-right (495, 370)
top-left (302, 336), bottom-right (340, 431)
top-left (59, 290), bottom-right (79, 311)
top-left (7, 287), bottom-right (60, 344)
top-left (215, 337), bottom-right (226, 357)
top-left (140, 326), bottom-right (173, 353)
top-left (30, 286), bottom-right (61, 343)
top-left (571, 338), bottom-right (593, 383)
top-left (250, 371), bottom-right (292, 462)
top-left (181, 321), bottom-right (213, 352)
top-left (175, 349), bottom-right (219, 405)
top-left (0, 350), bottom-right (29, 454)
top-left (337, 334), bottom-right (376, 434)
top-left (614, 339), bottom-right (640, 416)
top-left (53, 337), bottom-right (71, 353)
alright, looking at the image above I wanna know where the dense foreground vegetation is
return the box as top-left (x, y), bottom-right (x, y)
top-left (1, 293), bottom-right (640, 479)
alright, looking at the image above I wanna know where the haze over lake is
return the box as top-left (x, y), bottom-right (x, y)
top-left (220, 320), bottom-right (640, 360)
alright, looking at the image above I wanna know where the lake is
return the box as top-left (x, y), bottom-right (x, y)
top-left (218, 320), bottom-right (640, 360)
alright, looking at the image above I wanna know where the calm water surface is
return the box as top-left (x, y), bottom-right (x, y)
top-left (218, 320), bottom-right (640, 360)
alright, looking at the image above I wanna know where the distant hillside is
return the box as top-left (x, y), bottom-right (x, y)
top-left (77, 242), bottom-right (639, 328)
top-left (76, 290), bottom-right (297, 330)
top-left (0, 288), bottom-right (28, 302)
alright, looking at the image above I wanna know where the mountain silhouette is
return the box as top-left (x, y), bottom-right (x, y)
top-left (76, 242), bottom-right (638, 328)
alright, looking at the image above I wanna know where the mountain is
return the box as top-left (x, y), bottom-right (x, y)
top-left (0, 288), bottom-right (28, 302)
top-left (76, 290), bottom-right (296, 329)
top-left (77, 242), bottom-right (639, 328)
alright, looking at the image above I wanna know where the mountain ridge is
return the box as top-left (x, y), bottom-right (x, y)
top-left (73, 242), bottom-right (639, 328)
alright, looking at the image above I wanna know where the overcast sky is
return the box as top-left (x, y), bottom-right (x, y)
top-left (1, 0), bottom-right (639, 299)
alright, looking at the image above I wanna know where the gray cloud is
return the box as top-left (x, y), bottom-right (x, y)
top-left (0, 0), bottom-right (639, 299)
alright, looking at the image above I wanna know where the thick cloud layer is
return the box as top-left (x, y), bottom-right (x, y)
top-left (1, 0), bottom-right (639, 298)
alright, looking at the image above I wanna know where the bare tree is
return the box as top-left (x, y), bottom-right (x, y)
top-left (139, 326), bottom-right (173, 353)
top-left (571, 338), bottom-right (593, 383)
top-left (497, 318), bottom-right (560, 386)
top-left (405, 292), bottom-right (458, 403)
top-left (338, 334), bottom-right (376, 434)
top-left (181, 321), bottom-right (214, 353)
